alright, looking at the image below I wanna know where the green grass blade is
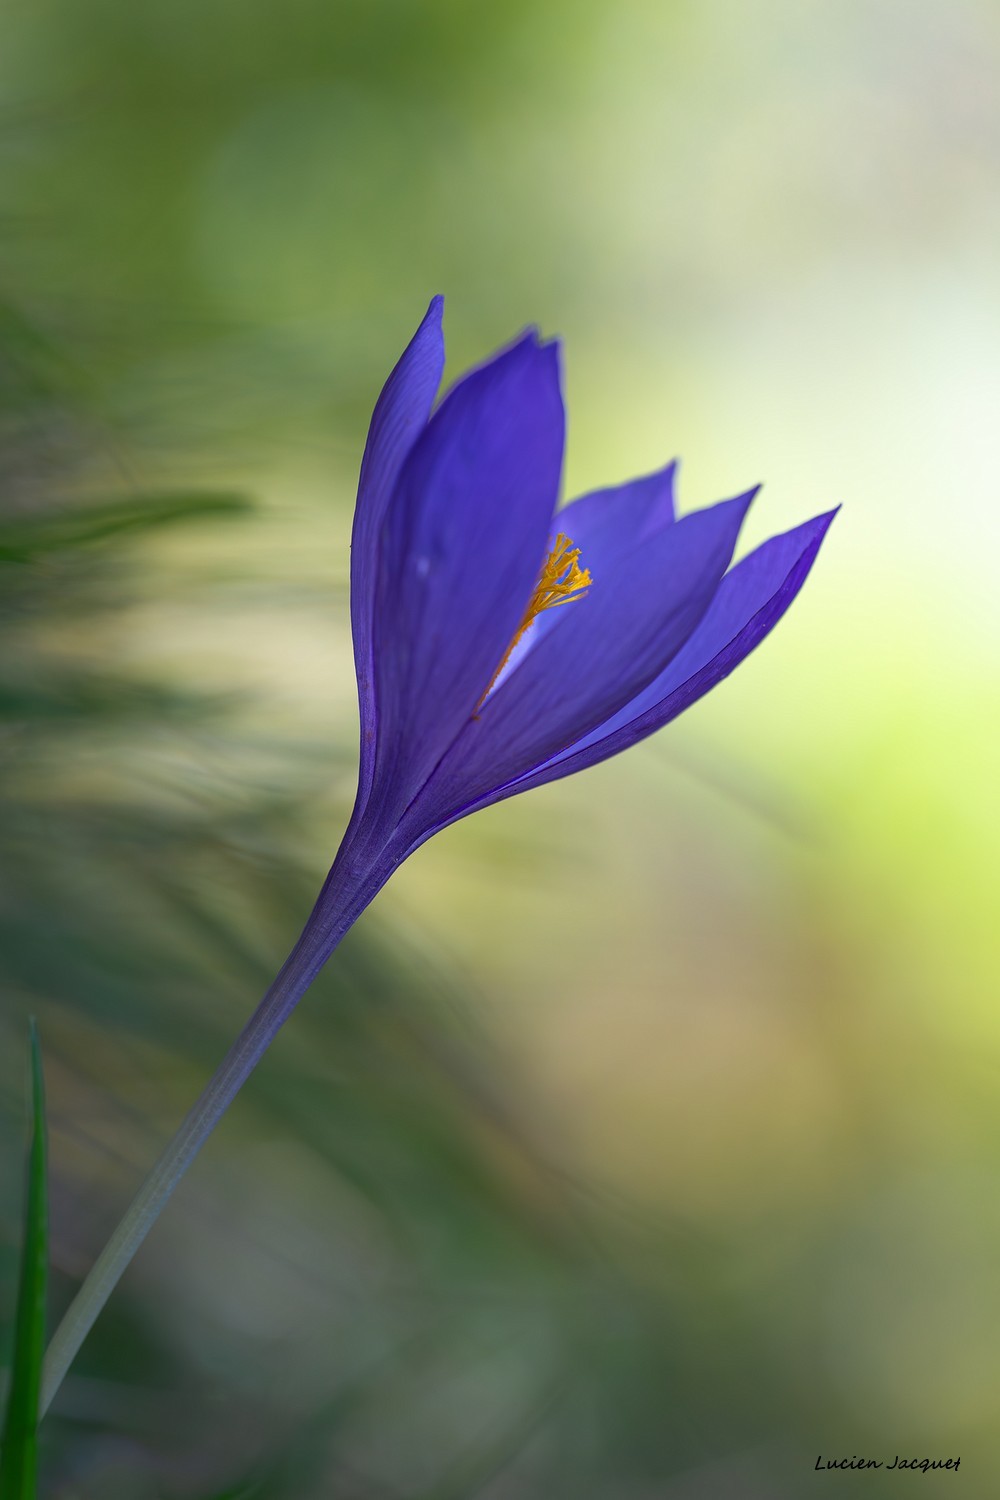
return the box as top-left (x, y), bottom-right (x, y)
top-left (0, 491), bottom-right (253, 563)
top-left (0, 1022), bottom-right (49, 1500)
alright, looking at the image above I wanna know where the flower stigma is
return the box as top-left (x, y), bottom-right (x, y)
top-left (478, 532), bottom-right (592, 708)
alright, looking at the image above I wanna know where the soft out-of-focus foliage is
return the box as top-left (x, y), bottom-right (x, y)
top-left (2, 0), bottom-right (999, 1495)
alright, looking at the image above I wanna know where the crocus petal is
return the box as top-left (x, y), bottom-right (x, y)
top-left (350, 297), bottom-right (445, 817)
top-left (370, 332), bottom-right (565, 820)
top-left (442, 507), bottom-right (837, 822)
top-left (556, 461), bottom-right (676, 563)
top-left (405, 489), bottom-right (755, 828)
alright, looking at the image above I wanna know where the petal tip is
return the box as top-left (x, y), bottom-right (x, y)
top-left (656, 454), bottom-right (680, 494)
top-left (504, 327), bottom-right (564, 393)
top-left (538, 333), bottom-right (564, 380)
top-left (512, 326), bottom-right (562, 363)
top-left (628, 456), bottom-right (678, 489)
top-left (730, 482), bottom-right (762, 522)
top-left (802, 505), bottom-right (840, 546)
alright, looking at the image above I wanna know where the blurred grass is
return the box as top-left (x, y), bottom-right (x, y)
top-left (1, 0), bottom-right (999, 1496)
top-left (0, 492), bottom-right (252, 563)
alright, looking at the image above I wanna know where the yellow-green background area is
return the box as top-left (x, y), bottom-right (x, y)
top-left (1, 2), bottom-right (997, 1496)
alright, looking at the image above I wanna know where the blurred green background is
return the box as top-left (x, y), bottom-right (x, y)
top-left (2, 1), bottom-right (999, 1495)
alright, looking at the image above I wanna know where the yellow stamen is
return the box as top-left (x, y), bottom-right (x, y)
top-left (478, 532), bottom-right (592, 707)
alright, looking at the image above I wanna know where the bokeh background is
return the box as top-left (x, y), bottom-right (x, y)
top-left (2, 1), bottom-right (999, 1495)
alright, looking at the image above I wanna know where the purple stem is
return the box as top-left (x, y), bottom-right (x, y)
top-left (40, 828), bottom-right (398, 1416)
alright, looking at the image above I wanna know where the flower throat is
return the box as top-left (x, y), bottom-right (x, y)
top-left (479, 532), bottom-right (591, 706)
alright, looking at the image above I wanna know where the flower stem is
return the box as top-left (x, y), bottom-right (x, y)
top-left (40, 842), bottom-right (392, 1416)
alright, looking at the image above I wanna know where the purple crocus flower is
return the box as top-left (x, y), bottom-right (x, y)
top-left (322, 295), bottom-right (833, 916)
top-left (41, 297), bottom-right (835, 1407)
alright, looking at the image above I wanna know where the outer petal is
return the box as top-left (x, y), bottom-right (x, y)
top-left (434, 507), bottom-right (836, 825)
top-left (370, 332), bottom-right (565, 819)
top-left (351, 297), bottom-right (445, 814)
top-left (404, 489), bottom-right (755, 828)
